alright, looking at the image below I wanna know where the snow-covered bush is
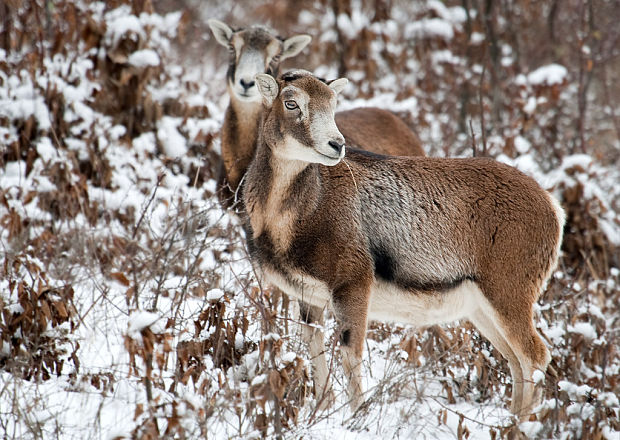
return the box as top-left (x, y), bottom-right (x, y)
top-left (1, 0), bottom-right (618, 439)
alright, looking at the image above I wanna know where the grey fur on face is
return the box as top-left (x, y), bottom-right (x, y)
top-left (208, 20), bottom-right (311, 103)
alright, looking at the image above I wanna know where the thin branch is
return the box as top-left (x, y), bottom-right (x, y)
top-left (469, 119), bottom-right (478, 157)
top-left (479, 63), bottom-right (488, 156)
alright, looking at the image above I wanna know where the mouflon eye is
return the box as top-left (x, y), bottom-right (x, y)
top-left (284, 100), bottom-right (298, 110)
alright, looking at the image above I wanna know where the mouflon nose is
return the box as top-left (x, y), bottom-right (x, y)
top-left (328, 140), bottom-right (344, 154)
top-left (240, 78), bottom-right (255, 90)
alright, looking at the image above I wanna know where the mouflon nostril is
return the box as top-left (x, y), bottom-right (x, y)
top-left (240, 79), bottom-right (255, 90)
top-left (328, 140), bottom-right (344, 152)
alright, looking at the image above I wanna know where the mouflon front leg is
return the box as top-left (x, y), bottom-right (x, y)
top-left (299, 301), bottom-right (335, 409)
top-left (331, 282), bottom-right (371, 411)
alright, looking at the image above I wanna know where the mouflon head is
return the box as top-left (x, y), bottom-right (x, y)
top-left (208, 19), bottom-right (311, 103)
top-left (255, 70), bottom-right (348, 166)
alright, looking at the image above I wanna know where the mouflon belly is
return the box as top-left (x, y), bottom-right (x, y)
top-left (261, 266), bottom-right (332, 309)
top-left (261, 265), bottom-right (486, 327)
top-left (368, 278), bottom-right (484, 325)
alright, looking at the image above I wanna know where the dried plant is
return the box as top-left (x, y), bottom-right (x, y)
top-left (0, 1), bottom-right (618, 439)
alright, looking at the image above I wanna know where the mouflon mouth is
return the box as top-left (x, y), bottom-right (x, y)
top-left (317, 145), bottom-right (345, 165)
top-left (235, 90), bottom-right (260, 101)
top-left (232, 83), bottom-right (260, 101)
top-left (319, 151), bottom-right (341, 160)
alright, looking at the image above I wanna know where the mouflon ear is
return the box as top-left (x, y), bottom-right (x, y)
top-left (255, 74), bottom-right (279, 107)
top-left (281, 34), bottom-right (312, 60)
top-left (328, 78), bottom-right (348, 95)
top-left (208, 19), bottom-right (234, 47)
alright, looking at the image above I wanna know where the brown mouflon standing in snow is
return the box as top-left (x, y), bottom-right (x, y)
top-left (243, 70), bottom-right (565, 418)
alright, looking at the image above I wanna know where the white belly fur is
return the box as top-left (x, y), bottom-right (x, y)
top-left (262, 268), bottom-right (332, 309)
top-left (262, 267), bottom-right (486, 328)
top-left (369, 279), bottom-right (483, 326)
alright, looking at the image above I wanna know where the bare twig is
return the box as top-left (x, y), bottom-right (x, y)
top-left (478, 63), bottom-right (488, 156)
top-left (469, 119), bottom-right (478, 157)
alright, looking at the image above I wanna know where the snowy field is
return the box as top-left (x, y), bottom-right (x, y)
top-left (1, 1), bottom-right (618, 439)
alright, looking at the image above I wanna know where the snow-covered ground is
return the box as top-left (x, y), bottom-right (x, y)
top-left (1, 1), bottom-right (618, 439)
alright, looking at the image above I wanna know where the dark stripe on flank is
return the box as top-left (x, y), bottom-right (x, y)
top-left (340, 329), bottom-right (351, 346)
top-left (371, 245), bottom-right (397, 282)
top-left (371, 245), bottom-right (477, 292)
top-left (403, 275), bottom-right (478, 292)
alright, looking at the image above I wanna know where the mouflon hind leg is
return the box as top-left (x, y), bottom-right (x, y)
top-left (478, 282), bottom-right (551, 419)
top-left (470, 309), bottom-right (525, 415)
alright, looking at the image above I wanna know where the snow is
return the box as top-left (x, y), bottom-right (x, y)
top-left (157, 116), bottom-right (188, 157)
top-left (523, 96), bottom-right (537, 114)
top-left (133, 131), bottom-right (157, 155)
top-left (581, 304), bottom-right (606, 321)
top-left (560, 153), bottom-right (593, 169)
top-left (127, 311), bottom-right (161, 334)
top-left (128, 49), bottom-right (160, 67)
top-left (1, 2), bottom-right (618, 439)
top-left (519, 421), bottom-right (544, 438)
top-left (447, 6), bottom-right (467, 23)
top-left (559, 380), bottom-right (593, 398)
top-left (544, 324), bottom-right (566, 345)
top-left (105, 12), bottom-right (144, 47)
top-left (1, 340), bottom-right (10, 357)
top-left (602, 426), bottom-right (620, 440)
top-left (36, 137), bottom-right (57, 162)
top-left (470, 32), bottom-right (485, 45)
top-left (514, 135), bottom-right (531, 154)
top-left (532, 369), bottom-right (546, 384)
top-left (599, 219), bottom-right (620, 245)
top-left (0, 161), bottom-right (27, 187)
top-left (281, 352), bottom-right (298, 364)
top-left (251, 374), bottom-right (267, 386)
top-left (0, 74), bottom-right (52, 130)
top-left (567, 322), bottom-right (597, 340)
top-left (427, 0), bottom-right (451, 19)
top-left (432, 50), bottom-right (464, 66)
top-left (207, 288), bottom-right (225, 302)
top-left (337, 12), bottom-right (369, 40)
top-left (598, 392), bottom-right (619, 407)
top-left (527, 63), bottom-right (568, 86)
top-left (234, 332), bottom-right (245, 350)
top-left (405, 18), bottom-right (454, 41)
top-left (567, 402), bottom-right (596, 419)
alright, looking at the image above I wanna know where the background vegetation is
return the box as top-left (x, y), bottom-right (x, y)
top-left (1, 0), bottom-right (618, 438)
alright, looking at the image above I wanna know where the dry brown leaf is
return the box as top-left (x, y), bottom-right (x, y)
top-left (110, 272), bottom-right (130, 286)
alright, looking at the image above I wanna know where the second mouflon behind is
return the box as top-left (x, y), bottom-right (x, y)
top-left (208, 19), bottom-right (425, 205)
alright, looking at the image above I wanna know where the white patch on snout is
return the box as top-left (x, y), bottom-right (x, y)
top-left (277, 135), bottom-right (342, 166)
top-left (309, 108), bottom-right (345, 165)
top-left (276, 86), bottom-right (344, 165)
top-left (232, 49), bottom-right (265, 102)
